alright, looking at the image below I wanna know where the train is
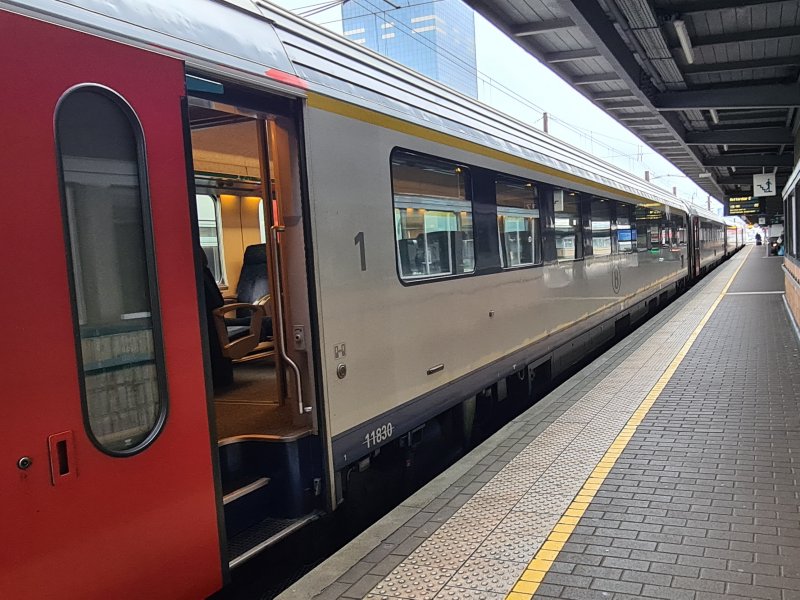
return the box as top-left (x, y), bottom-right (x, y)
top-left (0, 1), bottom-right (745, 598)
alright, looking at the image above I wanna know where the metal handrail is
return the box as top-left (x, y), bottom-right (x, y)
top-left (271, 225), bottom-right (310, 414)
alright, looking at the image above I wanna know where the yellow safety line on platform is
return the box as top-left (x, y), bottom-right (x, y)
top-left (505, 247), bottom-right (751, 600)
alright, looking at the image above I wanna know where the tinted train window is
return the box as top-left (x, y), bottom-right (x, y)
top-left (616, 202), bottom-right (636, 253)
top-left (392, 150), bottom-right (474, 280)
top-left (590, 198), bottom-right (613, 256)
top-left (57, 87), bottom-right (166, 455)
top-left (496, 176), bottom-right (541, 268)
top-left (554, 189), bottom-right (582, 261)
top-left (197, 194), bottom-right (224, 283)
top-left (671, 212), bottom-right (687, 247)
top-left (635, 204), bottom-right (664, 251)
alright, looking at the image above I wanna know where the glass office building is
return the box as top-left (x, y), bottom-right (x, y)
top-left (342, 0), bottom-right (478, 98)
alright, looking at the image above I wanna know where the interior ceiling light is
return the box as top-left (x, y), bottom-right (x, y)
top-left (673, 19), bottom-right (694, 65)
top-left (709, 109), bottom-right (720, 124)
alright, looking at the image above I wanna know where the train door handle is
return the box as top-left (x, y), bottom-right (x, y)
top-left (47, 431), bottom-right (77, 486)
top-left (270, 226), bottom-right (310, 415)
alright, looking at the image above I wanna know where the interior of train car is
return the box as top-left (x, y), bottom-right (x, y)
top-left (186, 85), bottom-right (323, 561)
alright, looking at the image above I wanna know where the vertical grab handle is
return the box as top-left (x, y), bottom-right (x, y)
top-left (47, 431), bottom-right (77, 485)
top-left (271, 225), bottom-right (310, 415)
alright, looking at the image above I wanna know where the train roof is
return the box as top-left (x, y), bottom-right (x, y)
top-left (724, 216), bottom-right (747, 226)
top-left (262, 2), bottom-right (692, 212)
top-left (7, 0), bottom-right (697, 213)
top-left (689, 204), bottom-right (726, 223)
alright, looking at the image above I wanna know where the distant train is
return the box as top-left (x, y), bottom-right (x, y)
top-left (0, 1), bottom-right (744, 598)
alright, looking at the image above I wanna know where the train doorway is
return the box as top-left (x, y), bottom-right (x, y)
top-left (186, 89), bottom-right (324, 566)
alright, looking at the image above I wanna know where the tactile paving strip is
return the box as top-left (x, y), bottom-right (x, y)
top-left (362, 255), bottom-right (746, 599)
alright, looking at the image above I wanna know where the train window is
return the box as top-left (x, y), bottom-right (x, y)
top-left (671, 213), bottom-right (687, 247)
top-left (590, 198), bottom-right (613, 256)
top-left (197, 194), bottom-right (225, 283)
top-left (392, 150), bottom-right (474, 280)
top-left (616, 202), bottom-right (636, 254)
top-left (554, 189), bottom-right (582, 261)
top-left (496, 176), bottom-right (541, 268)
top-left (56, 87), bottom-right (167, 455)
top-left (258, 199), bottom-right (267, 244)
top-left (635, 204), bottom-right (663, 251)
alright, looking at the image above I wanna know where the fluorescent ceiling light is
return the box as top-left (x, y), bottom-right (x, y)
top-left (673, 19), bottom-right (694, 64)
top-left (709, 109), bottom-right (719, 124)
top-left (699, 172), bottom-right (712, 178)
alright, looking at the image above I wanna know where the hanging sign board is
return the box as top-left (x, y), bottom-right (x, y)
top-left (752, 173), bottom-right (776, 197)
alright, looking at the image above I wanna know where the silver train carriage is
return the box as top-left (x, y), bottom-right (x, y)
top-left (0, 0), bottom-right (737, 595)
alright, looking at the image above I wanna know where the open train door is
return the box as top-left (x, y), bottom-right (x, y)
top-left (0, 10), bottom-right (222, 599)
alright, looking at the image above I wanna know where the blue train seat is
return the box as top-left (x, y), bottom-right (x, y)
top-left (213, 244), bottom-right (275, 363)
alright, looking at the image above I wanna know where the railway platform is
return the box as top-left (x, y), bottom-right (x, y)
top-left (281, 244), bottom-right (799, 600)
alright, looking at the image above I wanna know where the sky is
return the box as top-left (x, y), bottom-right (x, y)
top-left (268, 0), bottom-right (722, 212)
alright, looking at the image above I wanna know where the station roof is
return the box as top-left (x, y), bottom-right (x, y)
top-left (463, 0), bottom-right (799, 202)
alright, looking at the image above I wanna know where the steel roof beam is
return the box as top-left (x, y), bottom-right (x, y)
top-left (512, 18), bottom-right (575, 37)
top-left (654, 85), bottom-right (800, 110)
top-left (592, 90), bottom-right (637, 100)
top-left (544, 48), bottom-right (602, 63)
top-left (572, 72), bottom-right (622, 84)
top-left (685, 127), bottom-right (795, 145)
top-left (554, 0), bottom-right (724, 198)
top-left (714, 121), bottom-right (789, 130)
top-left (617, 115), bottom-right (661, 124)
top-left (684, 56), bottom-right (800, 76)
top-left (555, 1), bottom-right (649, 94)
top-left (717, 174), bottom-right (789, 185)
top-left (684, 26), bottom-right (800, 48)
top-left (603, 100), bottom-right (644, 109)
top-left (655, 0), bottom-right (789, 16)
top-left (719, 109), bottom-right (789, 120)
top-left (703, 154), bottom-right (794, 167)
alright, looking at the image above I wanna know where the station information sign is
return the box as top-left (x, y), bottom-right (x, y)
top-left (725, 196), bottom-right (760, 216)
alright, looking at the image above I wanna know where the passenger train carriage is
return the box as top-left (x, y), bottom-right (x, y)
top-left (0, 1), bottom-right (742, 597)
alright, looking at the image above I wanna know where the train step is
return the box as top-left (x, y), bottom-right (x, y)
top-left (223, 476), bottom-right (270, 505)
top-left (228, 511), bottom-right (323, 568)
top-left (218, 437), bottom-right (319, 519)
top-left (223, 475), bottom-right (273, 539)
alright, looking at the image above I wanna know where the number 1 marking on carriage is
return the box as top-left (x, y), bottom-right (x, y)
top-left (355, 231), bottom-right (366, 271)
